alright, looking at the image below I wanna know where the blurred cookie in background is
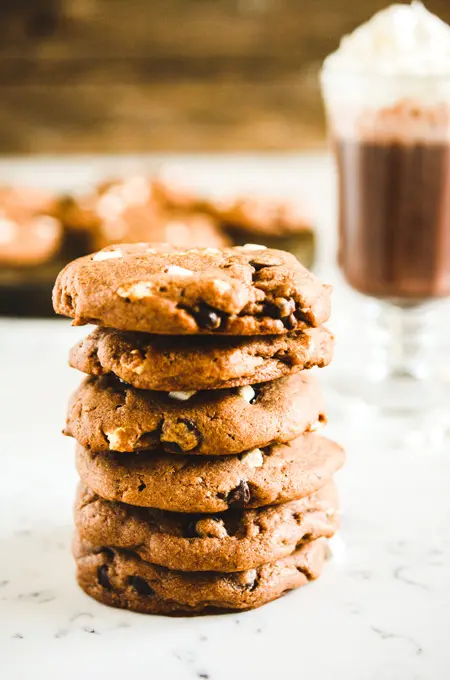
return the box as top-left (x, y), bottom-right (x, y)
top-left (0, 186), bottom-right (63, 316)
top-left (0, 210), bottom-right (61, 267)
top-left (209, 195), bottom-right (316, 269)
top-left (56, 175), bottom-right (229, 253)
top-left (0, 185), bottom-right (55, 225)
top-left (152, 168), bottom-right (316, 268)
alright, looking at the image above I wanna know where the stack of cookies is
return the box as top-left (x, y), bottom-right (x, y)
top-left (53, 242), bottom-right (344, 615)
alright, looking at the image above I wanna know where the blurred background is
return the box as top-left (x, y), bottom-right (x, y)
top-left (0, 0), bottom-right (448, 154)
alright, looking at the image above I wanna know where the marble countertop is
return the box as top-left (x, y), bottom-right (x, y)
top-left (1, 155), bottom-right (449, 680)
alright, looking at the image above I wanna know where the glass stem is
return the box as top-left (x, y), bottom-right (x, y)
top-left (380, 302), bottom-right (438, 381)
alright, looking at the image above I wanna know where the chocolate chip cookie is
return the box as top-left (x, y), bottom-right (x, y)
top-left (53, 243), bottom-right (332, 334)
top-left (0, 185), bottom-right (62, 268)
top-left (209, 195), bottom-right (316, 267)
top-left (75, 483), bottom-right (338, 572)
top-left (56, 176), bottom-right (228, 253)
top-left (69, 325), bottom-right (333, 391)
top-left (65, 373), bottom-right (325, 455)
top-left (212, 195), bottom-right (313, 238)
top-left (76, 434), bottom-right (345, 513)
top-left (74, 535), bottom-right (327, 615)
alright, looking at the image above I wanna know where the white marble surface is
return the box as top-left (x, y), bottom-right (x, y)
top-left (1, 155), bottom-right (450, 680)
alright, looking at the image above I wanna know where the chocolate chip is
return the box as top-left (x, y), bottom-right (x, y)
top-left (284, 313), bottom-right (297, 330)
top-left (295, 309), bottom-right (310, 324)
top-left (249, 257), bottom-right (281, 270)
top-left (116, 377), bottom-right (132, 387)
top-left (128, 576), bottom-right (155, 596)
top-left (192, 303), bottom-right (223, 330)
top-left (136, 431), bottom-right (159, 449)
top-left (97, 565), bottom-right (112, 590)
top-left (163, 441), bottom-right (184, 454)
top-left (273, 348), bottom-right (296, 365)
top-left (185, 516), bottom-right (201, 538)
top-left (63, 293), bottom-right (73, 310)
top-left (249, 261), bottom-right (269, 272)
top-left (264, 297), bottom-right (296, 320)
top-left (248, 577), bottom-right (259, 592)
top-left (227, 480), bottom-right (251, 506)
top-left (249, 386), bottom-right (261, 404)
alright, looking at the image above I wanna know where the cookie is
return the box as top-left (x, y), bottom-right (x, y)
top-left (56, 176), bottom-right (227, 253)
top-left (150, 175), bottom-right (316, 266)
top-left (151, 169), bottom-right (211, 214)
top-left (75, 483), bottom-right (338, 572)
top-left (65, 373), bottom-right (325, 455)
top-left (0, 185), bottom-right (55, 223)
top-left (69, 325), bottom-right (334, 391)
top-left (151, 171), bottom-right (311, 238)
top-left (76, 434), bottom-right (345, 513)
top-left (0, 213), bottom-right (62, 268)
top-left (213, 194), bottom-right (313, 235)
top-left (53, 243), bottom-right (332, 334)
top-left (74, 535), bottom-right (327, 615)
top-left (0, 185), bottom-right (62, 268)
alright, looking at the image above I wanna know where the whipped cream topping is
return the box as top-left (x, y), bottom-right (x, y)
top-left (323, 3), bottom-right (450, 76)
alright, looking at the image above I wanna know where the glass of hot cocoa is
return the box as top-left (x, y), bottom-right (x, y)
top-left (321, 2), bottom-right (450, 413)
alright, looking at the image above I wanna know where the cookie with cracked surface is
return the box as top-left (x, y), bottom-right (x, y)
top-left (76, 434), bottom-right (345, 513)
top-left (75, 482), bottom-right (338, 572)
top-left (68, 325), bottom-right (333, 391)
top-left (65, 373), bottom-right (325, 455)
top-left (52, 243), bottom-right (332, 334)
top-left (74, 535), bottom-right (328, 615)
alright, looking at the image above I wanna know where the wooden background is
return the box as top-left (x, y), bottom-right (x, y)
top-left (0, 0), bottom-right (449, 153)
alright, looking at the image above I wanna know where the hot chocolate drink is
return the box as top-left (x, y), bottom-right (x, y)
top-left (335, 107), bottom-right (450, 301)
top-left (322, 2), bottom-right (450, 304)
top-left (319, 3), bottom-right (450, 409)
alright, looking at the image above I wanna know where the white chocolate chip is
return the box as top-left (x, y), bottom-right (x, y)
top-left (93, 249), bottom-right (123, 261)
top-left (105, 426), bottom-right (138, 451)
top-left (187, 247), bottom-right (221, 255)
top-left (168, 390), bottom-right (197, 401)
top-left (237, 385), bottom-right (255, 403)
top-left (201, 247), bottom-right (220, 254)
top-left (117, 281), bottom-right (154, 300)
top-left (122, 349), bottom-right (146, 374)
top-left (212, 279), bottom-right (232, 294)
top-left (240, 448), bottom-right (264, 468)
top-left (325, 534), bottom-right (347, 563)
top-left (308, 418), bottom-right (326, 433)
top-left (164, 265), bottom-right (194, 277)
top-left (240, 243), bottom-right (267, 251)
top-left (234, 569), bottom-right (257, 587)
